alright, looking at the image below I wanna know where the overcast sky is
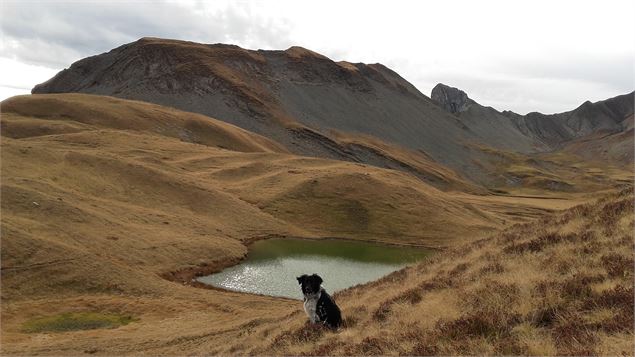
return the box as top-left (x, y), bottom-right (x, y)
top-left (1, 0), bottom-right (633, 114)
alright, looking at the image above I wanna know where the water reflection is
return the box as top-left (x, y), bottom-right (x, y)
top-left (197, 238), bottom-right (432, 299)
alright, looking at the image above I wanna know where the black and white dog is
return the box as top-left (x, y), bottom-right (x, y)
top-left (296, 274), bottom-right (342, 329)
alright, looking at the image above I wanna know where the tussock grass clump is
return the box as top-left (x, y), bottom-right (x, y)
top-left (601, 252), bottom-right (632, 277)
top-left (272, 322), bottom-right (327, 346)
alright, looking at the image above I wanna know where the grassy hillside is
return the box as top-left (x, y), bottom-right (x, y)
top-left (470, 143), bottom-right (633, 195)
top-left (2, 94), bottom-right (288, 153)
top-left (234, 188), bottom-right (635, 356)
top-left (0, 93), bottom-right (517, 301)
top-left (3, 185), bottom-right (630, 355)
top-left (1, 94), bottom-right (630, 355)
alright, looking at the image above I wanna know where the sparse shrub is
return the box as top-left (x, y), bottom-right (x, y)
top-left (579, 240), bottom-right (601, 255)
top-left (504, 232), bottom-right (566, 254)
top-left (601, 253), bottom-right (632, 278)
top-left (584, 285), bottom-right (634, 311)
top-left (554, 257), bottom-right (577, 274)
top-left (588, 310), bottom-right (633, 333)
top-left (305, 339), bottom-right (346, 356)
top-left (365, 268), bottom-right (408, 289)
top-left (479, 262), bottom-right (505, 275)
top-left (533, 280), bottom-right (557, 298)
top-left (600, 198), bottom-right (633, 220)
top-left (373, 301), bottom-right (393, 322)
top-left (272, 322), bottom-right (326, 346)
top-left (561, 203), bottom-right (593, 221)
top-left (562, 273), bottom-right (605, 299)
top-left (619, 233), bottom-right (634, 246)
top-left (464, 281), bottom-right (520, 313)
top-left (397, 287), bottom-right (423, 304)
top-left (552, 314), bottom-right (598, 356)
top-left (501, 232), bottom-right (522, 243)
top-left (493, 336), bottom-right (524, 355)
top-left (344, 337), bottom-right (387, 355)
top-left (372, 286), bottom-right (425, 321)
top-left (482, 251), bottom-right (498, 261)
top-left (578, 230), bottom-right (596, 242)
top-left (529, 305), bottom-right (560, 327)
top-left (436, 311), bottom-right (521, 339)
top-left (342, 314), bottom-right (359, 328)
top-left (358, 336), bottom-right (387, 355)
top-left (409, 335), bottom-right (439, 356)
top-left (448, 262), bottom-right (470, 277)
top-left (417, 276), bottom-right (452, 291)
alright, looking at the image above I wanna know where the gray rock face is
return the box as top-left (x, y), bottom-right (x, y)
top-left (30, 37), bottom-right (634, 183)
top-left (31, 38), bottom-right (495, 183)
top-left (431, 83), bottom-right (473, 113)
top-left (432, 82), bottom-right (634, 153)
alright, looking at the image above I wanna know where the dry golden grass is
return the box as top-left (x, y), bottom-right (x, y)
top-left (227, 188), bottom-right (632, 356)
top-left (470, 143), bottom-right (633, 196)
top-left (1, 94), bottom-right (630, 356)
top-left (1, 94), bottom-right (287, 153)
top-left (331, 130), bottom-right (484, 193)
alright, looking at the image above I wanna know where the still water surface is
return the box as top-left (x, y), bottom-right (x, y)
top-left (197, 238), bottom-right (433, 299)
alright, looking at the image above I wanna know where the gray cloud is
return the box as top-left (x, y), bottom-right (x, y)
top-left (490, 55), bottom-right (634, 93)
top-left (0, 0), bottom-right (632, 114)
top-left (1, 1), bottom-right (293, 68)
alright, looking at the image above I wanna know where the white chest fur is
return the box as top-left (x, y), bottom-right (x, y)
top-left (303, 290), bottom-right (321, 323)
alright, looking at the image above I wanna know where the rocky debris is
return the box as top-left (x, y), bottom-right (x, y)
top-left (431, 83), bottom-right (474, 114)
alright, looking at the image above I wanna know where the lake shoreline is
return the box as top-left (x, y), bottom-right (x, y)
top-left (160, 233), bottom-right (443, 300)
top-left (193, 236), bottom-right (437, 299)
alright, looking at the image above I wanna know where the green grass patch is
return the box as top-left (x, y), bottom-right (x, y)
top-left (22, 312), bottom-right (136, 333)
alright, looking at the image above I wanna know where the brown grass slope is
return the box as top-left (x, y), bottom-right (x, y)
top-left (1, 94), bottom-right (623, 355)
top-left (0, 93), bottom-right (513, 302)
top-left (3, 185), bottom-right (628, 355)
top-left (468, 142), bottom-right (633, 196)
top-left (2, 93), bottom-right (287, 153)
top-left (233, 188), bottom-right (634, 356)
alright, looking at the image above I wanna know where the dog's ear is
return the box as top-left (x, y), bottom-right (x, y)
top-left (296, 275), bottom-right (307, 285)
top-left (312, 274), bottom-right (323, 285)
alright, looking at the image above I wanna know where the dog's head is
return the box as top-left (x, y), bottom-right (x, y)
top-left (296, 274), bottom-right (323, 296)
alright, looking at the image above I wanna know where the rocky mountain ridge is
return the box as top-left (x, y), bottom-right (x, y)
top-left (32, 37), bottom-right (634, 186)
top-left (431, 83), bottom-right (634, 152)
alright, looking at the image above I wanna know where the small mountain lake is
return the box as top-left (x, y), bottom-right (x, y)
top-left (197, 238), bottom-right (434, 299)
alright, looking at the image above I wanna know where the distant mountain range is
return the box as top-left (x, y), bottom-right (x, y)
top-left (32, 37), bottom-right (634, 186)
top-left (431, 83), bottom-right (633, 163)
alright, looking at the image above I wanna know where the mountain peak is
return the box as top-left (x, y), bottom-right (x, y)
top-left (284, 46), bottom-right (328, 60)
top-left (431, 83), bottom-right (473, 114)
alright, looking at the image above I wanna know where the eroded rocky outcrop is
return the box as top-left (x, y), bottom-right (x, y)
top-left (431, 83), bottom-right (474, 113)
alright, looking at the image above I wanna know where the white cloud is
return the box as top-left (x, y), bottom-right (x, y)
top-left (0, 57), bottom-right (58, 100)
top-left (1, 0), bottom-right (633, 113)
